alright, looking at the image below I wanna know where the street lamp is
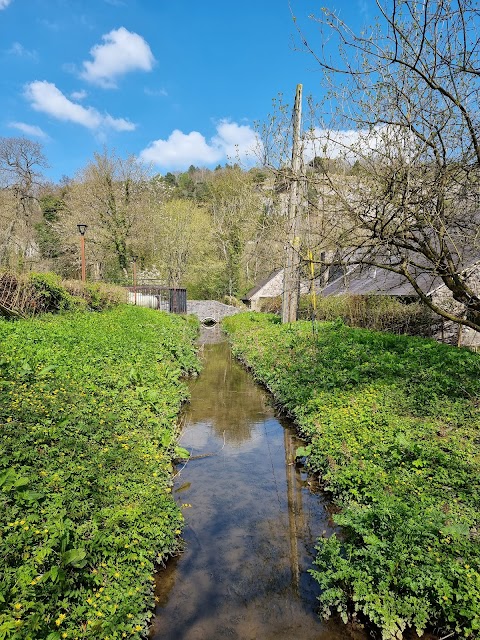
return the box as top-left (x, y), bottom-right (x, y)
top-left (77, 224), bottom-right (88, 282)
top-left (132, 255), bottom-right (138, 304)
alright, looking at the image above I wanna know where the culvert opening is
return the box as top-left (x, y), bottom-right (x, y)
top-left (202, 317), bottom-right (217, 327)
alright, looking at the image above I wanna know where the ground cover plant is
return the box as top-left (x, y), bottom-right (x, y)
top-left (0, 306), bottom-right (199, 639)
top-left (223, 313), bottom-right (480, 639)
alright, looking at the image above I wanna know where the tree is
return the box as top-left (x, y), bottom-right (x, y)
top-left (0, 137), bottom-right (48, 267)
top-left (35, 190), bottom-right (65, 260)
top-left (293, 0), bottom-right (480, 332)
top-left (205, 167), bottom-right (280, 298)
top-left (152, 198), bottom-right (214, 289)
top-left (66, 149), bottom-right (152, 281)
top-left (163, 172), bottom-right (177, 187)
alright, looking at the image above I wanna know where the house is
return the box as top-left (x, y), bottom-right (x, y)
top-left (321, 257), bottom-right (480, 349)
top-left (241, 270), bottom-right (284, 311)
top-left (241, 269), bottom-right (312, 311)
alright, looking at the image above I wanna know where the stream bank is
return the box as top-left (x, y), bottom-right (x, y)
top-left (150, 333), bottom-right (367, 640)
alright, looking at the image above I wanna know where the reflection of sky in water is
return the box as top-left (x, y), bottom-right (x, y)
top-left (151, 341), bottom-right (369, 640)
top-left (184, 342), bottom-right (273, 446)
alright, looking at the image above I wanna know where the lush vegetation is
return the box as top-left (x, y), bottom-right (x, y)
top-left (0, 306), bottom-right (199, 639)
top-left (1, 140), bottom-right (284, 299)
top-left (0, 271), bottom-right (126, 318)
top-left (223, 313), bottom-right (480, 639)
top-left (259, 293), bottom-right (438, 338)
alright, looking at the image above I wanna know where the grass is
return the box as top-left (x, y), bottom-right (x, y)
top-left (223, 313), bottom-right (480, 640)
top-left (0, 306), bottom-right (199, 639)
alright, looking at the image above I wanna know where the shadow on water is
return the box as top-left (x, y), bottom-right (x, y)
top-left (150, 330), bottom-right (367, 640)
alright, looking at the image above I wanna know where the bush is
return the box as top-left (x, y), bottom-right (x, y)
top-left (0, 271), bottom-right (83, 318)
top-left (28, 272), bottom-right (81, 313)
top-left (303, 294), bottom-right (439, 336)
top-left (259, 293), bottom-right (439, 337)
top-left (0, 271), bottom-right (128, 318)
top-left (63, 280), bottom-right (127, 311)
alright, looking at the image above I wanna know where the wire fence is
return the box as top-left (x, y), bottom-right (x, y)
top-left (126, 286), bottom-right (187, 314)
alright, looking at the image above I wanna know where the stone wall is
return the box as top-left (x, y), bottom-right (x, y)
top-left (430, 267), bottom-right (480, 349)
top-left (187, 300), bottom-right (240, 323)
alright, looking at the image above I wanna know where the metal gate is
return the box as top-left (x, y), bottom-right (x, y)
top-left (126, 286), bottom-right (187, 314)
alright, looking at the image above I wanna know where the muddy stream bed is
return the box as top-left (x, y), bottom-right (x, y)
top-left (149, 330), bottom-right (369, 640)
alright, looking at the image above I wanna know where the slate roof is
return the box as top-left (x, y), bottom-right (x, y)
top-left (321, 256), bottom-right (480, 297)
top-left (241, 269), bottom-right (283, 301)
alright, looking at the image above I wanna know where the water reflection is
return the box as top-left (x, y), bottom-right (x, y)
top-left (186, 342), bottom-right (269, 445)
top-left (150, 340), bottom-right (367, 640)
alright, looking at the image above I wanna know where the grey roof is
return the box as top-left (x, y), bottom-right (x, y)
top-left (241, 269), bottom-right (283, 301)
top-left (322, 256), bottom-right (480, 297)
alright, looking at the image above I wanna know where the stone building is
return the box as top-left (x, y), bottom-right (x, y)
top-left (321, 259), bottom-right (480, 349)
top-left (241, 269), bottom-right (311, 311)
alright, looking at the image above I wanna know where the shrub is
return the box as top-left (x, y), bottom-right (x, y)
top-left (302, 294), bottom-right (439, 336)
top-left (63, 280), bottom-right (127, 311)
top-left (28, 272), bottom-right (81, 313)
top-left (0, 271), bottom-right (83, 318)
top-left (259, 293), bottom-right (438, 337)
top-left (0, 271), bottom-right (128, 318)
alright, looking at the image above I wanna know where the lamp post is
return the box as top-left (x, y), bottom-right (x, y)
top-left (77, 224), bottom-right (88, 282)
top-left (132, 255), bottom-right (138, 304)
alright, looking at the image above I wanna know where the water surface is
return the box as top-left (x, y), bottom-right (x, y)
top-left (150, 336), bottom-right (367, 640)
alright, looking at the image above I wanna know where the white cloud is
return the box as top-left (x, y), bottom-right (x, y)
top-left (70, 89), bottom-right (88, 100)
top-left (139, 120), bottom-right (260, 169)
top-left (24, 81), bottom-right (136, 132)
top-left (8, 42), bottom-right (38, 60)
top-left (213, 120), bottom-right (260, 161)
top-left (144, 87), bottom-right (168, 97)
top-left (9, 122), bottom-right (48, 139)
top-left (81, 27), bottom-right (155, 88)
top-left (140, 130), bottom-right (222, 168)
top-left (0, 0), bottom-right (12, 9)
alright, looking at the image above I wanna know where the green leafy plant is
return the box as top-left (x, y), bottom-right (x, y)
top-left (223, 312), bottom-right (480, 639)
top-left (0, 305), bottom-right (200, 639)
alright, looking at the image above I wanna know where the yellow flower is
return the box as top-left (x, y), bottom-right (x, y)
top-left (55, 613), bottom-right (66, 626)
top-left (13, 603), bottom-right (22, 611)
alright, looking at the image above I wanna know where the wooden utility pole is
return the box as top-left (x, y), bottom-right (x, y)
top-left (282, 84), bottom-right (303, 324)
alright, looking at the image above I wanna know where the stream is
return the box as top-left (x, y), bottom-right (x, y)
top-left (150, 329), bottom-right (368, 640)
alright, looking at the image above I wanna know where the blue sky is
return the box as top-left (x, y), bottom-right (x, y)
top-left (0, 0), bottom-right (372, 182)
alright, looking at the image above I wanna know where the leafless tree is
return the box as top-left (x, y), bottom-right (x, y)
top-left (0, 137), bottom-right (48, 266)
top-left (291, 0), bottom-right (480, 331)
